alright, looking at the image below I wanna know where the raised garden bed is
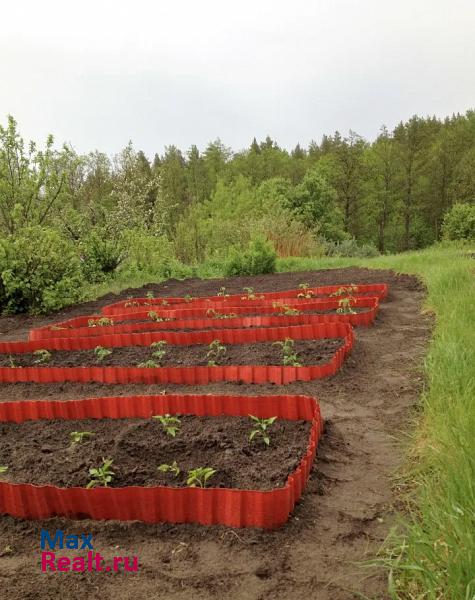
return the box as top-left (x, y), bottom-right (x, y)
top-left (0, 393), bottom-right (322, 528)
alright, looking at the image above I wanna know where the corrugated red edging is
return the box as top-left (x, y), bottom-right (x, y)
top-left (102, 283), bottom-right (389, 315)
top-left (0, 394), bottom-right (322, 528)
top-left (29, 296), bottom-right (379, 340)
top-left (0, 323), bottom-right (354, 384)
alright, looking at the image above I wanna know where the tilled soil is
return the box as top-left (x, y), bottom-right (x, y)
top-left (0, 267), bottom-right (432, 600)
top-left (0, 416), bottom-right (311, 489)
top-left (0, 339), bottom-right (343, 368)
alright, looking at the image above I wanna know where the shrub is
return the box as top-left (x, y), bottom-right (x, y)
top-left (224, 236), bottom-right (276, 277)
top-left (441, 203), bottom-right (475, 241)
top-left (0, 226), bottom-right (84, 314)
top-left (80, 227), bottom-right (125, 282)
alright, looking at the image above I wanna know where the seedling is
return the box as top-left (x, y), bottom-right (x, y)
top-left (150, 341), bottom-right (167, 363)
top-left (337, 296), bottom-right (356, 314)
top-left (124, 300), bottom-right (140, 308)
top-left (158, 461), bottom-right (180, 477)
top-left (207, 339), bottom-right (226, 366)
top-left (272, 302), bottom-right (300, 316)
top-left (248, 415), bottom-right (277, 446)
top-left (206, 309), bottom-right (237, 320)
top-left (88, 317), bottom-right (114, 328)
top-left (0, 466), bottom-right (8, 474)
top-left (161, 299), bottom-right (169, 306)
top-left (146, 291), bottom-right (154, 299)
top-left (330, 284), bottom-right (358, 298)
top-left (273, 338), bottom-right (302, 366)
top-left (8, 356), bottom-right (17, 368)
top-left (70, 431), bottom-right (95, 445)
top-left (297, 283), bottom-right (315, 299)
top-left (94, 346), bottom-right (112, 363)
top-left (138, 360), bottom-right (158, 368)
top-left (217, 287), bottom-right (228, 297)
top-left (241, 287), bottom-right (263, 300)
top-left (184, 294), bottom-right (193, 303)
top-left (148, 310), bottom-right (165, 322)
top-left (186, 467), bottom-right (216, 488)
top-left (152, 414), bottom-right (181, 437)
top-left (86, 458), bottom-right (115, 488)
top-left (33, 349), bottom-right (51, 364)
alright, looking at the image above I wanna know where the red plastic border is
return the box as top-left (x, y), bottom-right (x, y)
top-left (29, 296), bottom-right (379, 341)
top-left (0, 394), bottom-right (321, 528)
top-left (102, 283), bottom-right (389, 315)
top-left (0, 323), bottom-right (354, 384)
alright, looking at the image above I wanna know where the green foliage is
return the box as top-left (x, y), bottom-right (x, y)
top-left (70, 431), bottom-right (95, 444)
top-left (0, 226), bottom-right (84, 314)
top-left (152, 414), bottom-right (181, 437)
top-left (86, 458), bottom-right (114, 488)
top-left (272, 302), bottom-right (300, 316)
top-left (33, 349), bottom-right (52, 364)
top-left (0, 466), bottom-right (8, 474)
top-left (80, 227), bottom-right (125, 282)
top-left (150, 340), bottom-right (167, 363)
top-left (206, 308), bottom-right (237, 319)
top-left (325, 237), bottom-right (379, 258)
top-left (158, 461), bottom-right (180, 477)
top-left (88, 317), bottom-right (114, 327)
top-left (248, 415), bottom-right (277, 446)
top-left (297, 282), bottom-right (315, 298)
top-left (138, 360), bottom-right (158, 368)
top-left (94, 346), bottom-right (112, 363)
top-left (225, 236), bottom-right (276, 277)
top-left (273, 338), bottom-right (302, 366)
top-left (441, 203), bottom-right (475, 241)
top-left (186, 467), bottom-right (216, 488)
top-left (207, 339), bottom-right (226, 366)
top-left (336, 296), bottom-right (356, 314)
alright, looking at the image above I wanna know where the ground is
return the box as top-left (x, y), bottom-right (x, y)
top-left (0, 267), bottom-right (432, 600)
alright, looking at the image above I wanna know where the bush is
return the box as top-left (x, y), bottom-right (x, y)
top-left (80, 227), bottom-right (125, 282)
top-left (224, 236), bottom-right (277, 277)
top-left (0, 227), bottom-right (84, 314)
top-left (441, 203), bottom-right (475, 241)
top-left (325, 238), bottom-right (379, 258)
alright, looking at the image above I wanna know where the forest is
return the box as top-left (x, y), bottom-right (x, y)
top-left (0, 110), bottom-right (474, 314)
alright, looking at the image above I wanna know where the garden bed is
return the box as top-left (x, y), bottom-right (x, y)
top-left (0, 393), bottom-right (321, 528)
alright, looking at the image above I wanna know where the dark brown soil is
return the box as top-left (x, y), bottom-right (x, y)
top-left (0, 416), bottom-right (310, 490)
top-left (0, 339), bottom-right (343, 368)
top-left (0, 267), bottom-right (433, 600)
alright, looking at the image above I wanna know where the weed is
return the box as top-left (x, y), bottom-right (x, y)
top-left (94, 346), bottom-right (112, 363)
top-left (207, 339), bottom-right (226, 366)
top-left (152, 414), bottom-right (181, 437)
top-left (158, 461), bottom-right (180, 477)
top-left (273, 338), bottom-right (302, 366)
top-left (186, 467), bottom-right (216, 488)
top-left (70, 431), bottom-right (95, 445)
top-left (33, 349), bottom-right (51, 364)
top-left (248, 415), bottom-right (277, 446)
top-left (86, 458), bottom-right (114, 488)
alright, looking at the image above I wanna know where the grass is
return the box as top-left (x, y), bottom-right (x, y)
top-left (79, 242), bottom-right (474, 598)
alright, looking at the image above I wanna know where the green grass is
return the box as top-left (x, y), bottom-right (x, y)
top-left (82, 242), bottom-right (474, 599)
top-left (279, 244), bottom-right (475, 600)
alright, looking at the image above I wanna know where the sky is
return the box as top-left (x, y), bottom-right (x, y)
top-left (1, 0), bottom-right (474, 157)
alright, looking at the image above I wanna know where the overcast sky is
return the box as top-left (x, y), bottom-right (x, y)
top-left (1, 0), bottom-right (474, 157)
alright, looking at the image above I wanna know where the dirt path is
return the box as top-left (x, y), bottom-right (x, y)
top-left (0, 267), bottom-right (432, 600)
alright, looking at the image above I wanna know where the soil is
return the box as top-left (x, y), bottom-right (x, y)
top-left (0, 339), bottom-right (343, 368)
top-left (0, 416), bottom-right (310, 490)
top-left (0, 267), bottom-right (433, 600)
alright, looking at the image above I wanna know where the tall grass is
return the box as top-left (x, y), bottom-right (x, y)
top-left (279, 244), bottom-right (475, 600)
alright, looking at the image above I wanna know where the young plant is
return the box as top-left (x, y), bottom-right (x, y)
top-left (330, 284), bottom-right (358, 298)
top-left (273, 338), bottom-right (302, 366)
top-left (217, 286), bottom-right (228, 297)
top-left (0, 466), bottom-right (8, 474)
top-left (206, 309), bottom-right (237, 320)
top-left (186, 467), bottom-right (216, 488)
top-left (158, 460), bottom-right (180, 477)
top-left (148, 310), bottom-right (165, 322)
top-left (207, 339), bottom-right (226, 366)
top-left (138, 360), bottom-right (158, 368)
top-left (183, 294), bottom-right (193, 303)
top-left (248, 415), bottom-right (277, 446)
top-left (86, 458), bottom-right (115, 488)
top-left (297, 283), bottom-right (315, 299)
top-left (94, 346), bottom-right (112, 363)
top-left (161, 299), bottom-right (169, 306)
top-left (272, 302), bottom-right (300, 316)
top-left (33, 349), bottom-right (51, 364)
top-left (88, 317), bottom-right (114, 328)
top-left (124, 300), bottom-right (140, 308)
top-left (241, 287), bottom-right (263, 300)
top-left (150, 341), bottom-right (167, 363)
top-left (70, 431), bottom-right (95, 445)
top-left (152, 414), bottom-right (181, 436)
top-left (146, 291), bottom-right (154, 299)
top-left (8, 356), bottom-right (17, 368)
top-left (337, 296), bottom-right (356, 314)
